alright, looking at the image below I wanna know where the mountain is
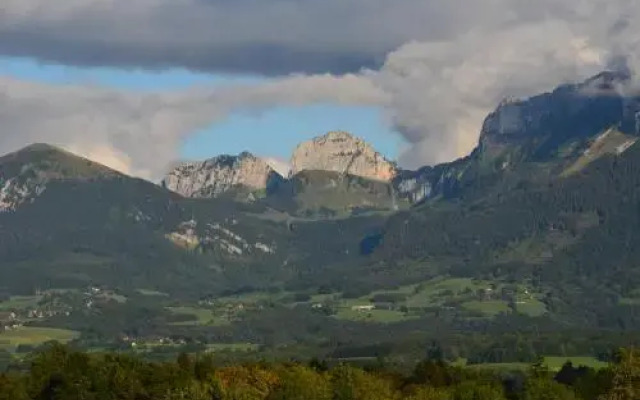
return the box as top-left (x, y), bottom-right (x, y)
top-left (366, 70), bottom-right (640, 328)
top-left (262, 169), bottom-right (407, 218)
top-left (162, 152), bottom-right (284, 200)
top-left (4, 71), bottom-right (640, 363)
top-left (394, 70), bottom-right (640, 205)
top-left (290, 131), bottom-right (398, 181)
top-left (0, 143), bottom-right (119, 211)
top-left (0, 143), bottom-right (386, 298)
top-left (162, 131), bottom-right (405, 216)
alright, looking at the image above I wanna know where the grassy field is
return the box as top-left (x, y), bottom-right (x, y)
top-left (462, 300), bottom-right (510, 316)
top-left (214, 291), bottom-right (280, 304)
top-left (311, 277), bottom-right (547, 321)
top-left (516, 299), bottom-right (547, 317)
top-left (468, 362), bottom-right (530, 371)
top-left (467, 356), bottom-right (608, 372)
top-left (0, 327), bottom-right (79, 351)
top-left (167, 306), bottom-right (231, 326)
top-left (0, 295), bottom-right (42, 311)
top-left (137, 289), bottom-right (169, 297)
top-left (205, 343), bottom-right (260, 353)
top-left (334, 308), bottom-right (416, 323)
top-left (544, 356), bottom-right (608, 371)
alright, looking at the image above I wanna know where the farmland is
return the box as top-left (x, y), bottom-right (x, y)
top-left (0, 327), bottom-right (79, 351)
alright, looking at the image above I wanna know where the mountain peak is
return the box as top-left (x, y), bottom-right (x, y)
top-left (290, 131), bottom-right (398, 182)
top-left (0, 143), bottom-right (119, 212)
top-left (1, 143), bottom-right (119, 179)
top-left (163, 152), bottom-right (283, 198)
top-left (18, 142), bottom-right (64, 153)
top-left (477, 70), bottom-right (640, 163)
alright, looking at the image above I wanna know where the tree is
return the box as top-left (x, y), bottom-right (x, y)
top-left (405, 387), bottom-right (451, 400)
top-left (600, 348), bottom-right (640, 400)
top-left (452, 381), bottom-right (506, 400)
top-left (410, 360), bottom-right (452, 387)
top-left (0, 374), bottom-right (29, 400)
top-left (332, 365), bottom-right (400, 400)
top-left (268, 365), bottom-right (331, 400)
top-left (215, 365), bottom-right (279, 400)
top-left (555, 362), bottom-right (590, 386)
top-left (524, 378), bottom-right (577, 400)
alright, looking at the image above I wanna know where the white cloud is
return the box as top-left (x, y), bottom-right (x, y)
top-left (3, 0), bottom-right (640, 174)
top-left (370, 20), bottom-right (610, 167)
top-left (0, 74), bottom-right (382, 179)
top-left (264, 157), bottom-right (292, 177)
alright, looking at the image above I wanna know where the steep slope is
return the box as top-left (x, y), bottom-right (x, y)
top-left (0, 144), bottom-right (119, 211)
top-left (0, 144), bottom-right (389, 300)
top-left (262, 170), bottom-right (408, 217)
top-left (162, 152), bottom-right (284, 200)
top-left (394, 70), bottom-right (640, 204)
top-left (290, 131), bottom-right (398, 182)
top-left (366, 72), bottom-right (640, 328)
top-left (0, 145), bottom-right (287, 297)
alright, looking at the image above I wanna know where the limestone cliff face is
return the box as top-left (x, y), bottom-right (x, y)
top-left (162, 152), bottom-right (283, 198)
top-left (478, 70), bottom-right (639, 162)
top-left (290, 131), bottom-right (398, 182)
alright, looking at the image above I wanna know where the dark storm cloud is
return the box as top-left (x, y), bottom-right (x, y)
top-left (0, 0), bottom-right (511, 75)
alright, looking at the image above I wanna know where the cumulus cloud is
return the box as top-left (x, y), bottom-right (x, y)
top-left (368, 0), bottom-right (640, 167)
top-left (0, 74), bottom-right (382, 179)
top-left (372, 22), bottom-right (608, 167)
top-left (2, 0), bottom-right (640, 173)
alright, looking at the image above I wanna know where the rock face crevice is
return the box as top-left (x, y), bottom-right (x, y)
top-left (290, 131), bottom-right (398, 182)
top-left (162, 152), bottom-right (283, 198)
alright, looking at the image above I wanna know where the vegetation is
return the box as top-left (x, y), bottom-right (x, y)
top-left (0, 328), bottom-right (78, 351)
top-left (1, 345), bottom-right (638, 400)
top-left (4, 74), bottom-right (640, 374)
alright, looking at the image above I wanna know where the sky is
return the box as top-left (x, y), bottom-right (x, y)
top-left (1, 0), bottom-right (640, 179)
top-left (0, 57), bottom-right (403, 167)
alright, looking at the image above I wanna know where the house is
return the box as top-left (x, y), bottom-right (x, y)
top-left (0, 311), bottom-right (17, 329)
top-left (351, 305), bottom-right (375, 312)
top-left (0, 311), bottom-right (16, 321)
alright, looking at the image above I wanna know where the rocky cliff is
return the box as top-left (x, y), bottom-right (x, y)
top-left (478, 70), bottom-right (639, 163)
top-left (394, 70), bottom-right (640, 205)
top-left (162, 152), bottom-right (283, 198)
top-left (290, 131), bottom-right (398, 182)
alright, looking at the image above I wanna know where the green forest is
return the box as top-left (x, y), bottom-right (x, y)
top-left (1, 344), bottom-right (638, 400)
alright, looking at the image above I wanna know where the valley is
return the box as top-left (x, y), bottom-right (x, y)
top-left (2, 71), bottom-right (640, 371)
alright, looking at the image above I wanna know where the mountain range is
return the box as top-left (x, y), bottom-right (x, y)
top-left (2, 70), bottom-right (640, 361)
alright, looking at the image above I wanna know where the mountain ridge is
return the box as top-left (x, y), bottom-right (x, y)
top-left (4, 70), bottom-right (640, 361)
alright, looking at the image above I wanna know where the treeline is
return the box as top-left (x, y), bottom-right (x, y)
top-left (0, 345), bottom-right (639, 400)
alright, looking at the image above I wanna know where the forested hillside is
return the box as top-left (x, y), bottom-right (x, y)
top-left (3, 72), bottom-right (640, 367)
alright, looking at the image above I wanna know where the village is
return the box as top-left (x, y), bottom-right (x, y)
top-left (0, 286), bottom-right (120, 332)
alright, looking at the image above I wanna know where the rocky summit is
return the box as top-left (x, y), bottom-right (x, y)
top-left (162, 152), bottom-right (283, 198)
top-left (290, 131), bottom-right (398, 182)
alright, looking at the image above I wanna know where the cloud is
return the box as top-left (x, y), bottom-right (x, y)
top-left (368, 0), bottom-right (640, 167)
top-left (1, 0), bottom-right (621, 76)
top-left (3, 0), bottom-right (640, 173)
top-left (371, 21), bottom-right (609, 167)
top-left (264, 157), bottom-right (292, 177)
top-left (0, 74), bottom-right (382, 179)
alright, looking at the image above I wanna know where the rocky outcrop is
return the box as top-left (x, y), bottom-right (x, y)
top-left (478, 70), bottom-right (640, 162)
top-left (0, 143), bottom-right (117, 212)
top-left (290, 131), bottom-right (398, 182)
top-left (162, 152), bottom-right (283, 198)
top-left (394, 169), bottom-right (434, 204)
